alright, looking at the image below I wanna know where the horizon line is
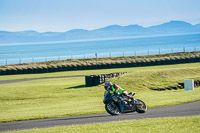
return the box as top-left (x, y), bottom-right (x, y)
top-left (0, 20), bottom-right (199, 33)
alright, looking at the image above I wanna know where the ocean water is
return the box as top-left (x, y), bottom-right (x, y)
top-left (0, 33), bottom-right (200, 65)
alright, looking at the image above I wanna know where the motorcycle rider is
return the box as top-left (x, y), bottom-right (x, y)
top-left (104, 81), bottom-right (134, 99)
top-left (104, 81), bottom-right (135, 113)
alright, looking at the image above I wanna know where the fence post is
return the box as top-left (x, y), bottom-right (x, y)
top-left (183, 47), bottom-right (185, 52)
top-left (135, 51), bottom-right (136, 56)
top-left (109, 52), bottom-right (111, 58)
top-left (32, 58), bottom-right (34, 63)
top-left (95, 53), bottom-right (97, 60)
top-left (6, 59), bottom-right (7, 65)
top-left (19, 58), bottom-right (21, 64)
top-left (172, 48), bottom-right (174, 53)
top-left (159, 49), bottom-right (160, 54)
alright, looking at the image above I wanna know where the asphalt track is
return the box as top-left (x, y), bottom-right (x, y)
top-left (0, 75), bottom-right (85, 84)
top-left (0, 101), bottom-right (200, 132)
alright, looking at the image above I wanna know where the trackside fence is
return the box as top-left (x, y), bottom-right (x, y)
top-left (1, 51), bottom-right (200, 75)
top-left (0, 46), bottom-right (200, 66)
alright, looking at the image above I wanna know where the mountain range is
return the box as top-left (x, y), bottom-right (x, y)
top-left (0, 20), bottom-right (200, 44)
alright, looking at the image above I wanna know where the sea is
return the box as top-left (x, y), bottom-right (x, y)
top-left (0, 33), bottom-right (200, 65)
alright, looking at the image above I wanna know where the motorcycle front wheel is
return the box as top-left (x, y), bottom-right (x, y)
top-left (105, 101), bottom-right (120, 115)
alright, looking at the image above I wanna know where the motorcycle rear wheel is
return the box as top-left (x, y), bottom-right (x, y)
top-left (105, 101), bottom-right (120, 115)
top-left (135, 99), bottom-right (147, 113)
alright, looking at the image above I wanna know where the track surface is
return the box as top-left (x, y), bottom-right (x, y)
top-left (0, 75), bottom-right (85, 84)
top-left (0, 101), bottom-right (200, 132)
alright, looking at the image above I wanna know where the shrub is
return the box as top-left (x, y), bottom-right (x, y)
top-left (57, 65), bottom-right (63, 71)
top-left (22, 67), bottom-right (28, 74)
top-left (51, 65), bottom-right (58, 72)
top-left (62, 64), bottom-right (68, 71)
top-left (42, 66), bottom-right (48, 73)
top-left (27, 67), bottom-right (33, 73)
top-left (0, 69), bottom-right (7, 75)
top-left (32, 66), bottom-right (39, 73)
top-left (16, 67), bottom-right (23, 74)
top-left (1, 51), bottom-right (200, 75)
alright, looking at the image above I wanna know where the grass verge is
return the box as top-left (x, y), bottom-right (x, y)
top-left (4, 115), bottom-right (200, 133)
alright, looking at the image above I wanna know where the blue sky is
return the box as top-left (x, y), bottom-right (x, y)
top-left (0, 0), bottom-right (200, 32)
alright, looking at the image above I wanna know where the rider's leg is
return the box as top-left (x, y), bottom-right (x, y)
top-left (122, 90), bottom-right (132, 99)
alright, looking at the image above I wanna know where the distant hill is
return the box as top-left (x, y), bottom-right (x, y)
top-left (195, 23), bottom-right (200, 28)
top-left (0, 20), bottom-right (200, 44)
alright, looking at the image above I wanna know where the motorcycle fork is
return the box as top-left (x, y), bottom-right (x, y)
top-left (130, 99), bottom-right (137, 111)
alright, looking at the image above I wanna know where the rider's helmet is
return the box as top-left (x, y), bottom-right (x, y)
top-left (104, 81), bottom-right (112, 90)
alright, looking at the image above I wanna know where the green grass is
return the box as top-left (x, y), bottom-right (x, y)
top-left (4, 115), bottom-right (200, 133)
top-left (0, 63), bottom-right (200, 123)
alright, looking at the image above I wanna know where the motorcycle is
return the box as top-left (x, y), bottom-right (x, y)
top-left (103, 91), bottom-right (147, 115)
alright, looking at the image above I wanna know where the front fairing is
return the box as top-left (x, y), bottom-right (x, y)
top-left (103, 91), bottom-right (108, 102)
top-left (103, 91), bottom-right (119, 104)
top-left (103, 91), bottom-right (112, 104)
